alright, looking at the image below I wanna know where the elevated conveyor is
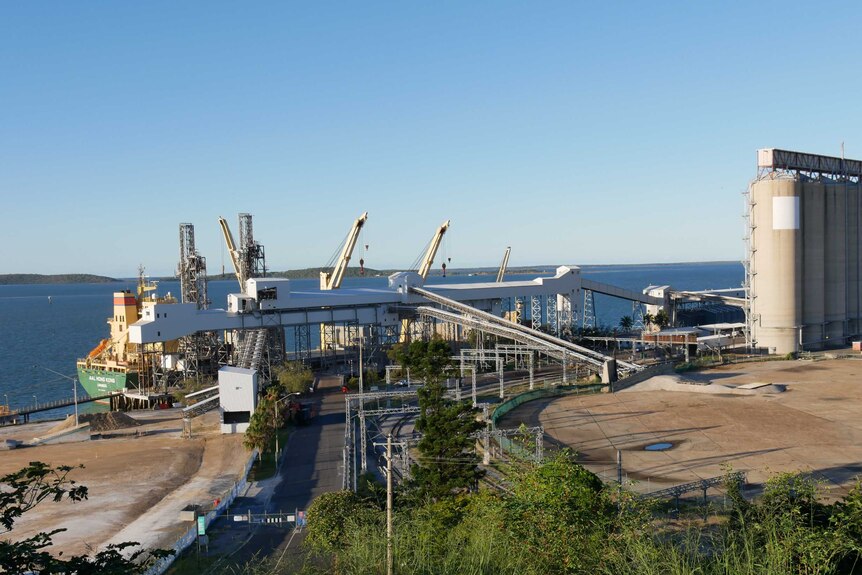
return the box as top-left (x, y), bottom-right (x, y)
top-left (409, 285), bottom-right (644, 373)
top-left (670, 289), bottom-right (746, 307)
top-left (417, 306), bottom-right (603, 368)
top-left (580, 279), bottom-right (663, 305)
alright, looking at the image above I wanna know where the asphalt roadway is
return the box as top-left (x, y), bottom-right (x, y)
top-left (201, 375), bottom-right (345, 572)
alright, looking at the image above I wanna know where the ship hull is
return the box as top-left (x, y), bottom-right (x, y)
top-left (76, 366), bottom-right (136, 398)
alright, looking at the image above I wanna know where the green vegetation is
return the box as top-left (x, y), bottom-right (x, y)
top-left (345, 368), bottom-right (380, 391)
top-left (0, 462), bottom-right (170, 573)
top-left (273, 361), bottom-right (315, 394)
top-left (394, 338), bottom-right (484, 500)
top-left (0, 273), bottom-right (120, 285)
top-left (294, 461), bottom-right (862, 575)
top-left (247, 428), bottom-right (292, 482)
top-left (172, 375), bottom-right (216, 405)
top-left (619, 315), bottom-right (634, 330)
top-left (243, 385), bottom-right (283, 458)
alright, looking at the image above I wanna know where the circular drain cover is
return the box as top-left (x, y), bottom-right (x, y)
top-left (644, 442), bottom-right (673, 451)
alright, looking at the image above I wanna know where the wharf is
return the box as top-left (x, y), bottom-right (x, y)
top-left (0, 391), bottom-right (155, 425)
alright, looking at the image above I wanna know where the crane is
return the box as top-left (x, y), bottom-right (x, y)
top-left (401, 220), bottom-right (451, 342)
top-left (218, 216), bottom-right (245, 291)
top-left (320, 211), bottom-right (369, 290)
top-left (496, 246), bottom-right (511, 282)
top-left (416, 220), bottom-right (450, 279)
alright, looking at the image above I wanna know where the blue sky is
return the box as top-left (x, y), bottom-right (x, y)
top-left (3, 1), bottom-right (862, 276)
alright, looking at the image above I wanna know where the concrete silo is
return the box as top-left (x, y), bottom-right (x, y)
top-left (749, 149), bottom-right (862, 354)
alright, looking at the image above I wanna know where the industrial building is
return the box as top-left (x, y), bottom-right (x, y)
top-left (748, 148), bottom-right (862, 354)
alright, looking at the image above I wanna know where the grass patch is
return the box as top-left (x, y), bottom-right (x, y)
top-left (247, 428), bottom-right (292, 482)
top-left (165, 550), bottom-right (222, 575)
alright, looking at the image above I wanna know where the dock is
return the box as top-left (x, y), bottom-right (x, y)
top-left (1, 391), bottom-right (130, 425)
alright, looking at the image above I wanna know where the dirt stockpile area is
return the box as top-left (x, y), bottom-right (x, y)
top-left (46, 411), bottom-right (142, 435)
top-left (499, 359), bottom-right (862, 499)
top-left (0, 409), bottom-right (248, 557)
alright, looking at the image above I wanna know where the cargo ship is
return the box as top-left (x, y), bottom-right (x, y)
top-left (76, 269), bottom-right (179, 399)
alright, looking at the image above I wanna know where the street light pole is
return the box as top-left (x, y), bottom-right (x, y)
top-left (386, 432), bottom-right (393, 575)
top-left (359, 339), bottom-right (364, 395)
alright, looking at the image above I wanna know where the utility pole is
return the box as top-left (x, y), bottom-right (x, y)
top-left (617, 449), bottom-right (623, 484)
top-left (386, 433), bottom-right (393, 575)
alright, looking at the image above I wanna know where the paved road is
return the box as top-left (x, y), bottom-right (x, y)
top-left (202, 375), bottom-right (345, 571)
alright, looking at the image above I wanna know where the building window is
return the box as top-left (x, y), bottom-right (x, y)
top-left (223, 411), bottom-right (251, 424)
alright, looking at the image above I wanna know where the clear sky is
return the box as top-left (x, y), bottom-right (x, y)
top-left (3, 1), bottom-right (862, 277)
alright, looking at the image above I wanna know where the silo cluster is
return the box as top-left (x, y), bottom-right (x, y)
top-left (749, 149), bottom-right (862, 354)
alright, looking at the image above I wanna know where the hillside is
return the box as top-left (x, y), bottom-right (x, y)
top-left (0, 274), bottom-right (121, 285)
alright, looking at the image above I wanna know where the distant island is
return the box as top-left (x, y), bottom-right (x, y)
top-left (3, 261), bottom-right (742, 286)
top-left (0, 274), bottom-right (121, 285)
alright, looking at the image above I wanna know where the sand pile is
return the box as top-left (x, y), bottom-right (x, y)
top-left (622, 375), bottom-right (765, 395)
top-left (45, 414), bottom-right (83, 435)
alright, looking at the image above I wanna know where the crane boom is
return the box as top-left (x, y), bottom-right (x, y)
top-left (218, 216), bottom-right (245, 289)
top-left (496, 246), bottom-right (511, 282)
top-left (417, 220), bottom-right (450, 279)
top-left (321, 211), bottom-right (368, 290)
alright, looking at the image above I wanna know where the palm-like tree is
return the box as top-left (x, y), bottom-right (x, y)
top-left (643, 312), bottom-right (654, 329)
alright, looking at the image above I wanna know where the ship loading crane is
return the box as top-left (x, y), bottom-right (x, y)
top-left (320, 211), bottom-right (369, 290)
top-left (218, 216), bottom-right (245, 291)
top-left (400, 219), bottom-right (450, 342)
top-left (217, 213), bottom-right (282, 372)
top-left (496, 246), bottom-right (511, 283)
top-left (218, 213), bottom-right (267, 295)
top-left (416, 220), bottom-right (450, 279)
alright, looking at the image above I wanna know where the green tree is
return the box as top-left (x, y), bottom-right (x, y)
top-left (0, 462), bottom-right (171, 573)
top-left (273, 361), bottom-right (314, 394)
top-left (242, 386), bottom-right (283, 457)
top-left (304, 490), bottom-right (378, 557)
top-left (619, 315), bottom-right (634, 331)
top-left (505, 452), bottom-right (616, 574)
top-left (642, 312), bottom-right (654, 330)
top-left (654, 309), bottom-right (670, 329)
top-left (396, 339), bottom-right (484, 500)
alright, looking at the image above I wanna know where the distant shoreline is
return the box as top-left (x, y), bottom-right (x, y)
top-left (0, 261), bottom-right (742, 286)
top-left (0, 274), bottom-right (122, 286)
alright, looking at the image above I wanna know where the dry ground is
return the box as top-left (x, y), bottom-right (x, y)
top-left (500, 358), bottom-right (862, 499)
top-left (0, 408), bottom-right (248, 557)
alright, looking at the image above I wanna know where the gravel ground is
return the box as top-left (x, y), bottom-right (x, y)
top-left (500, 358), bottom-right (862, 499)
top-left (0, 408), bottom-right (248, 557)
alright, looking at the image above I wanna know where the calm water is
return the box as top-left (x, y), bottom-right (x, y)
top-left (0, 262), bottom-right (743, 419)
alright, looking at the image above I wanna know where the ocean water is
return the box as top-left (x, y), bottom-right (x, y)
top-left (0, 261), bottom-right (743, 419)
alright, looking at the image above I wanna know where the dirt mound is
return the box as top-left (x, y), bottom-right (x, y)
top-left (80, 412), bottom-right (141, 432)
top-left (45, 414), bottom-right (81, 435)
